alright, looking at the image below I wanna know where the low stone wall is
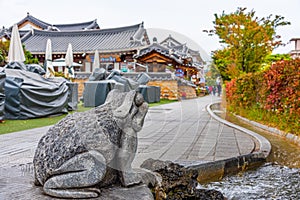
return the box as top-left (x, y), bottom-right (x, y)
top-left (178, 85), bottom-right (197, 100)
top-left (73, 78), bottom-right (88, 98)
top-left (73, 72), bottom-right (197, 101)
top-left (147, 80), bottom-right (178, 100)
top-left (147, 80), bottom-right (197, 101)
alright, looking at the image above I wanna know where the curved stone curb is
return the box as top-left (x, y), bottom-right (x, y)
top-left (234, 114), bottom-right (300, 147)
top-left (184, 102), bottom-right (272, 183)
top-left (206, 102), bottom-right (271, 158)
top-left (188, 152), bottom-right (266, 183)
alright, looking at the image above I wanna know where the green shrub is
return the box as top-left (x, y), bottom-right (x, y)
top-left (225, 59), bottom-right (300, 135)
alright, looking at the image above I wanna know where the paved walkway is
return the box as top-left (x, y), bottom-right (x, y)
top-left (0, 95), bottom-right (259, 199)
top-left (133, 95), bottom-right (256, 167)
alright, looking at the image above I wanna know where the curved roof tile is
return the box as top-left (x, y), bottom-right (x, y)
top-left (22, 23), bottom-right (147, 53)
top-left (13, 13), bottom-right (99, 31)
top-left (16, 14), bottom-right (51, 30)
top-left (54, 19), bottom-right (100, 31)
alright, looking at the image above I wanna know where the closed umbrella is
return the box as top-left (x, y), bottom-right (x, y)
top-left (93, 50), bottom-right (100, 69)
top-left (64, 43), bottom-right (75, 79)
top-left (45, 39), bottom-right (55, 78)
top-left (8, 24), bottom-right (25, 62)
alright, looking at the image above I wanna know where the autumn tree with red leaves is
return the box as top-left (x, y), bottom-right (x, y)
top-left (205, 7), bottom-right (290, 81)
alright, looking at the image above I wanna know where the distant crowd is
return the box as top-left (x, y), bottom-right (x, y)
top-left (206, 77), bottom-right (222, 96)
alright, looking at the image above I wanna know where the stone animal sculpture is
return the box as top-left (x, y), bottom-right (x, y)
top-left (33, 89), bottom-right (149, 198)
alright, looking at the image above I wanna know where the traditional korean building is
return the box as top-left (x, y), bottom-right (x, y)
top-left (0, 13), bottom-right (100, 39)
top-left (0, 13), bottom-right (149, 73)
top-left (1, 14), bottom-right (206, 100)
top-left (134, 42), bottom-right (176, 72)
top-left (21, 22), bottom-right (149, 72)
top-left (1, 13), bottom-right (204, 79)
top-left (131, 35), bottom-right (206, 100)
top-left (134, 35), bottom-right (205, 84)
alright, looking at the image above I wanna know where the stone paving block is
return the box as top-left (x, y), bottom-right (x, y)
top-left (215, 148), bottom-right (240, 158)
top-left (220, 126), bottom-right (235, 133)
top-left (219, 133), bottom-right (236, 139)
top-left (198, 155), bottom-right (215, 161)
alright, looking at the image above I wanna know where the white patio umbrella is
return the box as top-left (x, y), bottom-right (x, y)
top-left (64, 43), bottom-right (75, 79)
top-left (45, 39), bottom-right (55, 78)
top-left (93, 50), bottom-right (100, 69)
top-left (8, 24), bottom-right (25, 62)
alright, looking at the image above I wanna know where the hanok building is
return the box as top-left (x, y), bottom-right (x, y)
top-left (134, 34), bottom-right (205, 84)
top-left (21, 23), bottom-right (149, 73)
top-left (0, 13), bottom-right (150, 74)
top-left (131, 35), bottom-right (205, 100)
top-left (0, 14), bottom-right (206, 100)
top-left (0, 13), bottom-right (100, 41)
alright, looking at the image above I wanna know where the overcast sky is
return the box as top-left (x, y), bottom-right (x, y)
top-left (0, 0), bottom-right (299, 61)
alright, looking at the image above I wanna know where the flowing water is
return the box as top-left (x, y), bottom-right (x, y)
top-left (203, 113), bottom-right (300, 200)
top-left (205, 163), bottom-right (300, 199)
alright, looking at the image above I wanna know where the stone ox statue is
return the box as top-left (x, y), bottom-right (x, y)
top-left (33, 89), bottom-right (151, 198)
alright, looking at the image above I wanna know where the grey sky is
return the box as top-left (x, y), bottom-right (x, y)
top-left (0, 0), bottom-right (299, 60)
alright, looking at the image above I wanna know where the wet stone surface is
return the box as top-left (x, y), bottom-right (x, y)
top-left (141, 159), bottom-right (225, 200)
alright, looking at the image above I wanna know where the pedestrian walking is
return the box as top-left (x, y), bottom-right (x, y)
top-left (216, 77), bottom-right (222, 96)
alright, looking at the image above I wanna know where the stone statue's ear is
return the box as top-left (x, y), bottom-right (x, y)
top-left (113, 90), bottom-right (135, 119)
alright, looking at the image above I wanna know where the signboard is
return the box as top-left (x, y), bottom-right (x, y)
top-left (175, 68), bottom-right (184, 77)
top-left (100, 56), bottom-right (116, 62)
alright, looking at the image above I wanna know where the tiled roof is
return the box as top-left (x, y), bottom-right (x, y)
top-left (0, 28), bottom-right (8, 38)
top-left (160, 35), bottom-right (204, 65)
top-left (137, 43), bottom-right (170, 57)
top-left (16, 14), bottom-right (51, 30)
top-left (172, 44), bottom-right (189, 56)
top-left (14, 13), bottom-right (99, 31)
top-left (160, 35), bottom-right (182, 48)
top-left (53, 19), bottom-right (100, 31)
top-left (22, 23), bottom-right (148, 54)
top-left (1, 15), bottom-right (99, 41)
top-left (134, 43), bottom-right (182, 64)
top-left (2, 30), bottom-right (30, 39)
top-left (160, 34), bottom-right (201, 57)
top-left (134, 42), bottom-right (203, 69)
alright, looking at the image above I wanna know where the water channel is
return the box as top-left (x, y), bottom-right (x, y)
top-left (203, 113), bottom-right (300, 199)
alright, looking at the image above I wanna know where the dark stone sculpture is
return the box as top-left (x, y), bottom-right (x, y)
top-left (88, 67), bottom-right (107, 81)
top-left (33, 89), bottom-right (155, 199)
top-left (141, 159), bottom-right (225, 200)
